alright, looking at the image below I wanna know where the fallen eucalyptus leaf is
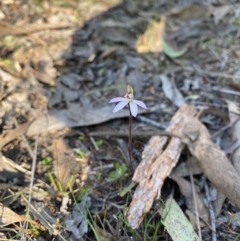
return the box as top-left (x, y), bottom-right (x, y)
top-left (160, 74), bottom-right (185, 107)
top-left (161, 197), bottom-right (199, 241)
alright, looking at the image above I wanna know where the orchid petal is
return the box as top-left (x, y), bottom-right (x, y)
top-left (129, 102), bottom-right (138, 117)
top-left (132, 100), bottom-right (147, 109)
top-left (109, 97), bottom-right (127, 103)
top-left (113, 101), bottom-right (128, 113)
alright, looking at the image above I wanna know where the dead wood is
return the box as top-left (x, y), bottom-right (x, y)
top-left (127, 104), bottom-right (240, 229)
top-left (182, 116), bottom-right (240, 209)
top-left (127, 104), bottom-right (197, 228)
top-left (0, 22), bottom-right (77, 36)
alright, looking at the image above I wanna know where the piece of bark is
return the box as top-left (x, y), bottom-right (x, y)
top-left (127, 104), bottom-right (197, 229)
top-left (182, 116), bottom-right (240, 208)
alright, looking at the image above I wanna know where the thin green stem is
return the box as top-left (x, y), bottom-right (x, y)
top-left (128, 103), bottom-right (133, 170)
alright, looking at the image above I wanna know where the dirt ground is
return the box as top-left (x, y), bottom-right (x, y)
top-left (1, 0), bottom-right (240, 240)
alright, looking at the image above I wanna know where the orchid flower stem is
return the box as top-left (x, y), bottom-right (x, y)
top-left (128, 103), bottom-right (133, 170)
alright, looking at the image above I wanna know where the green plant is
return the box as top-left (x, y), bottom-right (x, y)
top-left (77, 185), bottom-right (92, 201)
top-left (77, 150), bottom-right (87, 158)
top-left (109, 85), bottom-right (147, 169)
top-left (95, 140), bottom-right (103, 147)
top-left (41, 156), bottom-right (52, 165)
top-left (78, 135), bottom-right (85, 141)
top-left (107, 163), bottom-right (127, 182)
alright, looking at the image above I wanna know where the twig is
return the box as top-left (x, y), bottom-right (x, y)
top-left (89, 136), bottom-right (99, 151)
top-left (89, 130), bottom-right (173, 138)
top-left (193, 64), bottom-right (240, 80)
top-left (23, 135), bottom-right (39, 232)
top-left (136, 115), bottom-right (167, 129)
top-left (204, 182), bottom-right (217, 241)
top-left (188, 157), bottom-right (202, 241)
top-left (2, 155), bottom-right (32, 176)
top-left (212, 116), bottom-right (240, 139)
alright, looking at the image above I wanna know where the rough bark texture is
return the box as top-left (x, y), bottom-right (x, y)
top-left (127, 105), bottom-right (197, 228)
top-left (128, 104), bottom-right (240, 229)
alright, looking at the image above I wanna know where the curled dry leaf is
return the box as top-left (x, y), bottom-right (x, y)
top-left (135, 17), bottom-right (166, 53)
top-left (172, 156), bottom-right (202, 177)
top-left (0, 203), bottom-right (25, 226)
top-left (0, 203), bottom-right (42, 229)
top-left (212, 188), bottom-right (226, 218)
top-left (53, 138), bottom-right (86, 190)
top-left (171, 174), bottom-right (209, 224)
top-left (185, 209), bottom-right (205, 231)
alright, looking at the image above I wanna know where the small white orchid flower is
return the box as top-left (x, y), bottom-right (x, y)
top-left (109, 85), bottom-right (147, 117)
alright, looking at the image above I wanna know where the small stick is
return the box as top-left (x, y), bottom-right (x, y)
top-left (128, 103), bottom-right (133, 169)
top-left (188, 156), bottom-right (202, 241)
top-left (204, 182), bottom-right (217, 241)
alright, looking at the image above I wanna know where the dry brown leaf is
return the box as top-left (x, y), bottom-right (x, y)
top-left (26, 105), bottom-right (151, 136)
top-left (0, 202), bottom-right (42, 229)
top-left (212, 189), bottom-right (226, 218)
top-left (136, 17), bottom-right (166, 53)
top-left (185, 209), bottom-right (205, 231)
top-left (53, 138), bottom-right (90, 190)
top-left (226, 100), bottom-right (240, 175)
top-left (127, 104), bottom-right (197, 228)
top-left (182, 115), bottom-right (240, 208)
top-left (0, 202), bottom-right (44, 230)
top-left (0, 122), bottom-right (30, 150)
top-left (0, 203), bottom-right (25, 227)
top-left (171, 174), bottom-right (209, 224)
top-left (0, 154), bottom-right (26, 184)
top-left (53, 139), bottom-right (80, 190)
top-left (210, 5), bottom-right (231, 24)
top-left (169, 3), bottom-right (210, 20)
top-left (173, 156), bottom-right (202, 177)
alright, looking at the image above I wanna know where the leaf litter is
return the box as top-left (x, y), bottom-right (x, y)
top-left (1, 0), bottom-right (240, 240)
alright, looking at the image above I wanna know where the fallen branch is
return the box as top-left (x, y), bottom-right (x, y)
top-left (127, 104), bottom-right (240, 228)
top-left (182, 115), bottom-right (240, 208)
